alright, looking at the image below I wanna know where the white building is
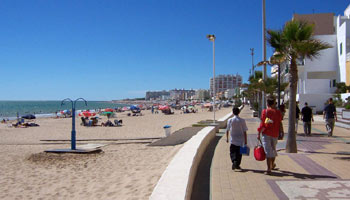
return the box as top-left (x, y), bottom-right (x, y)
top-left (272, 8), bottom-right (350, 112)
top-left (224, 89), bottom-right (236, 99)
top-left (336, 6), bottom-right (350, 100)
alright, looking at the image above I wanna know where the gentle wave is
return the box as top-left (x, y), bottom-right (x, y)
top-left (0, 101), bottom-right (129, 119)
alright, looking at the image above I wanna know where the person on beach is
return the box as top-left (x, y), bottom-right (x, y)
top-left (323, 98), bottom-right (337, 137)
top-left (301, 102), bottom-right (314, 136)
top-left (257, 97), bottom-right (283, 175)
top-left (226, 107), bottom-right (248, 170)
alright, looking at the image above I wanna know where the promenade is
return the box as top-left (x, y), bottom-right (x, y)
top-left (210, 106), bottom-right (350, 200)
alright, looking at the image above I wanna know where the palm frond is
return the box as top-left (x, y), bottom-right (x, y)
top-left (295, 40), bottom-right (333, 59)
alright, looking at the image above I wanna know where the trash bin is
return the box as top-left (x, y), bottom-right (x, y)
top-left (163, 125), bottom-right (171, 137)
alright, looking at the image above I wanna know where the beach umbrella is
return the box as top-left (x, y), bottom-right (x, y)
top-left (130, 105), bottom-right (140, 110)
top-left (104, 108), bottom-right (114, 112)
top-left (203, 103), bottom-right (212, 108)
top-left (80, 111), bottom-right (96, 117)
top-left (21, 114), bottom-right (36, 119)
top-left (61, 110), bottom-right (71, 115)
top-left (102, 111), bottom-right (114, 118)
top-left (158, 105), bottom-right (170, 110)
top-left (101, 111), bottom-right (113, 115)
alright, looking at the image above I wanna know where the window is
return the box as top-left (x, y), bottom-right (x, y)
top-left (340, 43), bottom-right (343, 55)
top-left (333, 79), bottom-right (336, 87)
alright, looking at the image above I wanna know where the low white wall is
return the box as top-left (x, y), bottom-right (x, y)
top-left (149, 126), bottom-right (216, 200)
top-left (218, 112), bottom-right (233, 129)
top-left (149, 109), bottom-right (234, 200)
top-left (298, 93), bottom-right (333, 112)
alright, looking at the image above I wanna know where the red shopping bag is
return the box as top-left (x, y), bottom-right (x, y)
top-left (254, 140), bottom-right (266, 161)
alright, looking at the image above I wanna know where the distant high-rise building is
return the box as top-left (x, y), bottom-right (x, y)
top-left (194, 89), bottom-right (210, 100)
top-left (145, 90), bottom-right (170, 100)
top-left (169, 89), bottom-right (196, 100)
top-left (210, 74), bottom-right (242, 96)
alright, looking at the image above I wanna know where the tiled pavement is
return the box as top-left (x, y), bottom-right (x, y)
top-left (210, 106), bottom-right (350, 200)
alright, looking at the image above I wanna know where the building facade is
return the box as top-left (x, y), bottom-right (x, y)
top-left (169, 89), bottom-right (196, 100)
top-left (210, 74), bottom-right (242, 96)
top-left (145, 90), bottom-right (170, 100)
top-left (194, 89), bottom-right (210, 100)
top-left (271, 8), bottom-right (350, 112)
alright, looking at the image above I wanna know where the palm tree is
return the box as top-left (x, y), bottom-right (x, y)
top-left (267, 20), bottom-right (332, 153)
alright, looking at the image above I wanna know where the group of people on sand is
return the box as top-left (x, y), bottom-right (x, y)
top-left (81, 116), bottom-right (122, 127)
top-left (9, 118), bottom-right (39, 128)
top-left (181, 106), bottom-right (197, 114)
top-left (226, 96), bottom-right (338, 175)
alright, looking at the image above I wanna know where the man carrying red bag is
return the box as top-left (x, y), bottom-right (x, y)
top-left (257, 96), bottom-right (283, 175)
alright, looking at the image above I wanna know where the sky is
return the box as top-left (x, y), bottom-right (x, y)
top-left (1, 0), bottom-right (349, 101)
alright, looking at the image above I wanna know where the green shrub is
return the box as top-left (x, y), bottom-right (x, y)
top-left (346, 104), bottom-right (350, 110)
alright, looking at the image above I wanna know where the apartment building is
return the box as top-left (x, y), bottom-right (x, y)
top-left (209, 74), bottom-right (242, 96)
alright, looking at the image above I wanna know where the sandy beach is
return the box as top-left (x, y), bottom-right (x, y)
top-left (0, 106), bottom-right (232, 200)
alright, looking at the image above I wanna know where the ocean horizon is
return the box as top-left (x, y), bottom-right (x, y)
top-left (0, 100), bottom-right (129, 119)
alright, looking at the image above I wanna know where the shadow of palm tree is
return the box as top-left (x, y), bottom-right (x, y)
top-left (241, 168), bottom-right (337, 179)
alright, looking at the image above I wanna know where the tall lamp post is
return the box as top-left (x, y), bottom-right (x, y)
top-left (207, 34), bottom-right (216, 123)
top-left (262, 0), bottom-right (267, 111)
top-left (250, 48), bottom-right (255, 78)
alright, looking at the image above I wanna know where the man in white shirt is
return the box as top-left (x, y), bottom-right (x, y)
top-left (226, 107), bottom-right (248, 170)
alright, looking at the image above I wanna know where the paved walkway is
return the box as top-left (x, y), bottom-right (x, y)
top-left (210, 106), bottom-right (350, 200)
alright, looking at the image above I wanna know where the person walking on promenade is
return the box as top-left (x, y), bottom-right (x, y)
top-left (226, 107), bottom-right (248, 170)
top-left (301, 102), bottom-right (314, 136)
top-left (296, 101), bottom-right (300, 133)
top-left (279, 103), bottom-right (286, 119)
top-left (257, 97), bottom-right (283, 174)
top-left (323, 98), bottom-right (337, 137)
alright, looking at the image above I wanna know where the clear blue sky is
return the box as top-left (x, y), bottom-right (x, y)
top-left (1, 0), bottom-right (349, 101)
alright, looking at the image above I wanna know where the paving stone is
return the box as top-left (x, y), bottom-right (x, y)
top-left (210, 106), bottom-right (350, 200)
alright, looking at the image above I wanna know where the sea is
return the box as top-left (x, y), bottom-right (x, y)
top-left (0, 100), bottom-right (129, 120)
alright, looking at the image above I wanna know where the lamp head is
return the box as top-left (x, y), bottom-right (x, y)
top-left (257, 60), bottom-right (269, 66)
top-left (206, 34), bottom-right (216, 41)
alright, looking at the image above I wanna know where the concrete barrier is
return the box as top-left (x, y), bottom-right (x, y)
top-left (149, 108), bottom-right (237, 200)
top-left (149, 126), bottom-right (216, 200)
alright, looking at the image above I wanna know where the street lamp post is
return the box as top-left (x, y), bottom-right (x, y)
top-left (250, 48), bottom-right (255, 78)
top-left (262, 0), bottom-right (267, 111)
top-left (207, 34), bottom-right (216, 123)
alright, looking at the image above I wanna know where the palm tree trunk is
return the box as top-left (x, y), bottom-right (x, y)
top-left (286, 57), bottom-right (298, 153)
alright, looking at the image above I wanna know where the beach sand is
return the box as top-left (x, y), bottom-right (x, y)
top-left (0, 107), bottom-right (232, 200)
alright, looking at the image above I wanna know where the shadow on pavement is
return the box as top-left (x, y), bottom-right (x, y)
top-left (334, 156), bottom-right (350, 161)
top-left (240, 168), bottom-right (338, 179)
top-left (190, 135), bottom-right (221, 200)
